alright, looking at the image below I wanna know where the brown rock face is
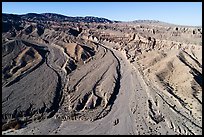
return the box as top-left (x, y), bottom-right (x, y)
top-left (2, 13), bottom-right (202, 135)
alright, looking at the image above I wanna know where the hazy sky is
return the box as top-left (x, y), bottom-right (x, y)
top-left (2, 2), bottom-right (202, 26)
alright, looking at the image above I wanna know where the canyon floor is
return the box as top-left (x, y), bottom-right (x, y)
top-left (2, 13), bottom-right (202, 135)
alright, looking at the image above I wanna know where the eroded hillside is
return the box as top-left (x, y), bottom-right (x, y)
top-left (2, 13), bottom-right (202, 135)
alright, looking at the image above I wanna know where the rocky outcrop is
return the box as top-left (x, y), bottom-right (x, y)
top-left (2, 13), bottom-right (202, 135)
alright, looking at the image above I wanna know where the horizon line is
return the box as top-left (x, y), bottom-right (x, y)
top-left (2, 12), bottom-right (202, 27)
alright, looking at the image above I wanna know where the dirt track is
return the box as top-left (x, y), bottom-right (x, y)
top-left (2, 13), bottom-right (202, 135)
top-left (3, 43), bottom-right (201, 135)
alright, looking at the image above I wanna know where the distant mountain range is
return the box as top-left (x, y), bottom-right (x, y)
top-left (2, 13), bottom-right (115, 23)
top-left (2, 13), bottom-right (168, 24)
top-left (2, 13), bottom-right (200, 27)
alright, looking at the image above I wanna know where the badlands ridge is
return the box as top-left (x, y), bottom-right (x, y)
top-left (2, 13), bottom-right (202, 135)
